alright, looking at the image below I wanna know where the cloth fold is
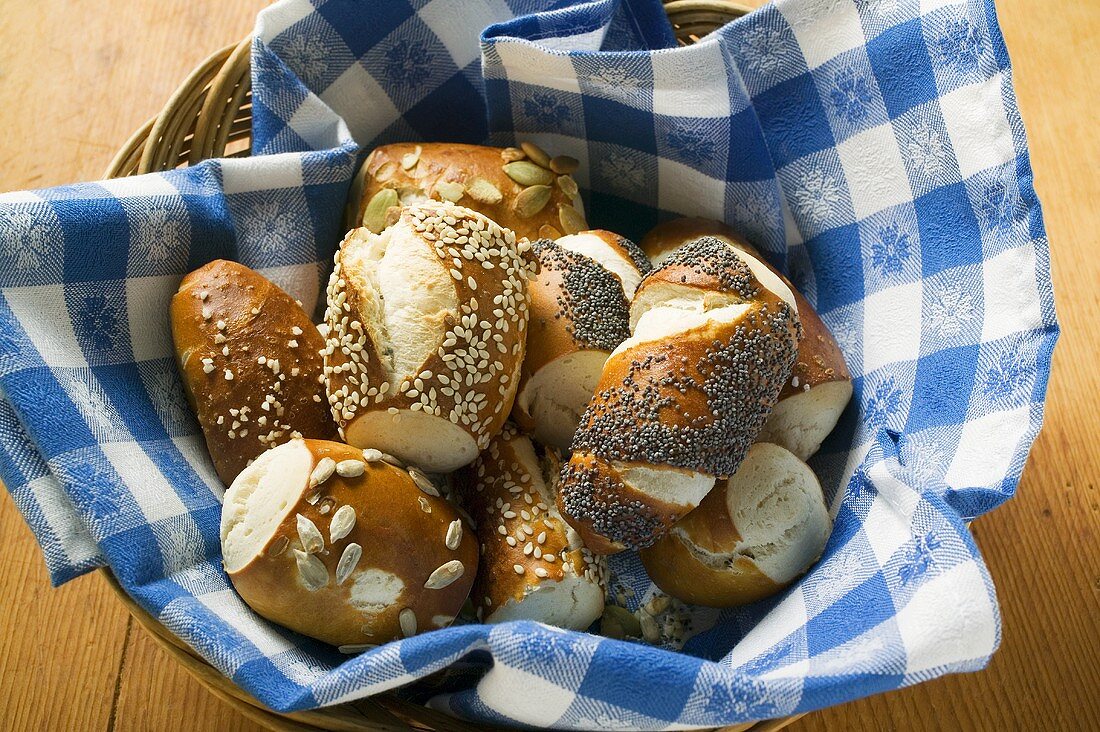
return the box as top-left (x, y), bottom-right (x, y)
top-left (0, 0), bottom-right (1056, 727)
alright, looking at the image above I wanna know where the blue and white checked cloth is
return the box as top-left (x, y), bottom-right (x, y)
top-left (0, 0), bottom-right (1057, 727)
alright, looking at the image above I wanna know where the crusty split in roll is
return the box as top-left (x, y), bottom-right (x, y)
top-left (459, 425), bottom-right (605, 629)
top-left (640, 442), bottom-right (830, 607)
top-left (352, 142), bottom-right (587, 242)
top-left (321, 203), bottom-right (535, 473)
top-left (170, 260), bottom-right (337, 485)
top-left (641, 218), bottom-right (852, 459)
top-left (513, 231), bottom-right (649, 449)
top-left (558, 237), bottom-right (801, 553)
top-left (221, 439), bottom-right (478, 647)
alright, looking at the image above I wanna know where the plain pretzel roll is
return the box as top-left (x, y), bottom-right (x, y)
top-left (170, 260), bottom-right (337, 485)
top-left (321, 203), bottom-right (534, 473)
top-left (352, 142), bottom-right (587, 242)
top-left (639, 442), bottom-right (831, 607)
top-left (458, 425), bottom-right (605, 629)
top-left (641, 218), bottom-right (852, 459)
top-left (558, 237), bottom-right (801, 554)
top-left (221, 439), bottom-right (478, 647)
top-left (513, 231), bottom-right (649, 449)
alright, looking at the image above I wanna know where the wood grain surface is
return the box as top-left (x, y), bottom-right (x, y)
top-left (0, 1), bottom-right (1097, 730)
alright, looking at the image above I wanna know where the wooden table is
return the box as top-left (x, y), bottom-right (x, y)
top-left (0, 1), bottom-right (1096, 730)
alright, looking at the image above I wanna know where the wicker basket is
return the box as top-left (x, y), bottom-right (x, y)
top-left (101, 2), bottom-right (806, 730)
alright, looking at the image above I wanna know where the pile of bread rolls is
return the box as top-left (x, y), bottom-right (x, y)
top-left (169, 141), bottom-right (851, 649)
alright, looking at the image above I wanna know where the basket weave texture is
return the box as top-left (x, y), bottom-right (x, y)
top-left (102, 2), bottom-right (805, 730)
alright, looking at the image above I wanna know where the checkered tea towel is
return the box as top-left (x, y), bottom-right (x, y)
top-left (0, 0), bottom-right (1057, 728)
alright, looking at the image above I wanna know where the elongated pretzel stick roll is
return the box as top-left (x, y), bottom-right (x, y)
top-left (171, 260), bottom-right (337, 485)
top-left (641, 218), bottom-right (852, 459)
top-left (221, 439), bottom-right (478, 646)
top-left (321, 203), bottom-right (534, 473)
top-left (513, 231), bottom-right (649, 449)
top-left (458, 425), bottom-right (605, 629)
top-left (558, 238), bottom-right (801, 554)
top-left (352, 142), bottom-right (587, 242)
top-left (640, 442), bottom-right (830, 607)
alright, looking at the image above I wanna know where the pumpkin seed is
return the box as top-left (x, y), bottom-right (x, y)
top-left (399, 608), bottom-right (417, 638)
top-left (374, 161), bottom-right (398, 183)
top-left (435, 180), bottom-right (465, 202)
top-left (512, 185), bottom-right (552, 218)
top-left (501, 147), bottom-right (526, 162)
top-left (556, 175), bottom-right (579, 199)
top-left (549, 155), bottom-right (579, 174)
top-left (503, 161), bottom-right (553, 187)
top-left (538, 225), bottom-right (562, 240)
top-left (401, 145), bottom-right (421, 170)
top-left (296, 514), bottom-right (324, 554)
top-left (329, 504), bottom-right (357, 543)
top-left (558, 203), bottom-right (586, 235)
top-left (520, 141), bottom-right (551, 168)
top-left (363, 189), bottom-right (398, 233)
top-left (336, 542), bottom-right (362, 585)
top-left (294, 549), bottom-right (328, 591)
top-left (600, 605), bottom-right (641, 639)
top-left (638, 608), bottom-right (661, 643)
top-left (424, 559), bottom-right (465, 589)
top-left (338, 643), bottom-right (377, 654)
top-left (465, 177), bottom-right (503, 204)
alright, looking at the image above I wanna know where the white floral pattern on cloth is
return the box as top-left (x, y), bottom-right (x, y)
top-left (926, 284), bottom-right (977, 341)
top-left (0, 208), bottom-right (53, 272)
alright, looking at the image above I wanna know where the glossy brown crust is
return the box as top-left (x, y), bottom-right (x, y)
top-left (639, 481), bottom-right (781, 607)
top-left (227, 440), bottom-right (478, 646)
top-left (322, 206), bottom-right (533, 451)
top-left (639, 217), bottom-right (850, 397)
top-left (170, 260), bottom-right (336, 485)
top-left (355, 143), bottom-right (586, 242)
top-left (457, 426), bottom-right (602, 618)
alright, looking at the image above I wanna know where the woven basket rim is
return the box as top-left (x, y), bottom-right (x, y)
top-left (101, 3), bottom-right (806, 730)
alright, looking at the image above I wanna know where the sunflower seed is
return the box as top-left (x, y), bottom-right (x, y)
top-left (399, 608), bottom-right (417, 638)
top-left (381, 452), bottom-right (405, 468)
top-left (409, 467), bottom-right (440, 496)
top-left (296, 514), bottom-right (324, 554)
top-left (445, 519), bottom-right (463, 550)
top-left (558, 204), bottom-right (586, 235)
top-left (336, 459), bottom-right (365, 478)
top-left (401, 145), bottom-right (421, 170)
top-left (435, 180), bottom-right (465, 202)
top-left (362, 448), bottom-right (384, 462)
top-left (418, 496), bottom-right (432, 513)
top-left (336, 542), bottom-right (362, 585)
top-left (310, 457), bottom-right (336, 487)
top-left (520, 141), bottom-right (551, 168)
top-left (268, 535), bottom-right (289, 557)
top-left (424, 559), bottom-right (465, 589)
top-left (294, 549), bottom-right (328, 590)
top-left (374, 160), bottom-right (398, 182)
top-left (503, 161), bottom-right (553, 187)
top-left (338, 643), bottom-right (377, 654)
top-left (513, 185), bottom-right (552, 218)
top-left (549, 155), bottom-right (579, 174)
top-left (501, 146), bottom-right (526, 162)
top-left (363, 188), bottom-right (399, 233)
top-left (538, 224), bottom-right (562, 240)
top-left (556, 174), bottom-right (579, 199)
top-left (330, 505), bottom-right (357, 543)
top-left (465, 177), bottom-right (503, 204)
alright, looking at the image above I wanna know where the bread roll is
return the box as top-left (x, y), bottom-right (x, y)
top-left (321, 203), bottom-right (534, 473)
top-left (221, 439), bottom-right (478, 647)
top-left (639, 442), bottom-right (830, 607)
top-left (352, 142), bottom-right (586, 242)
top-left (558, 238), bottom-right (801, 554)
top-left (513, 231), bottom-right (649, 449)
top-left (170, 260), bottom-right (337, 485)
top-left (458, 425), bottom-right (605, 629)
top-left (641, 218), bottom-right (852, 459)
